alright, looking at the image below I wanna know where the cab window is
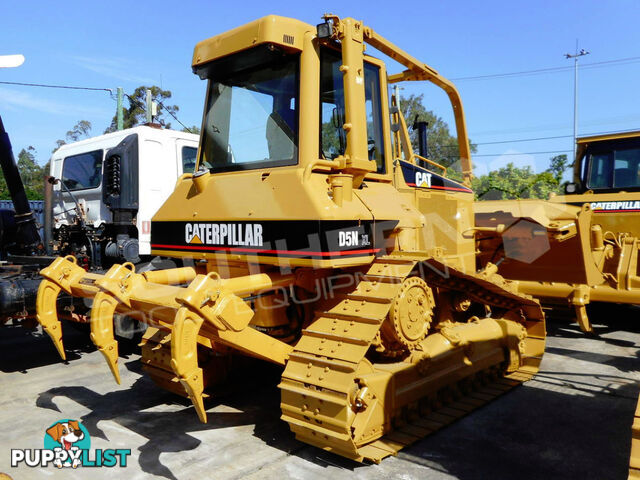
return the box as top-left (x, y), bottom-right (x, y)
top-left (198, 46), bottom-right (300, 172)
top-left (587, 146), bottom-right (640, 189)
top-left (181, 146), bottom-right (197, 173)
top-left (62, 150), bottom-right (103, 191)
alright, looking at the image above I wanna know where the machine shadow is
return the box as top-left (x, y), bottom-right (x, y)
top-left (0, 319), bottom-right (141, 373)
top-left (34, 357), bottom-right (359, 479)
top-left (395, 379), bottom-right (638, 480)
top-left (0, 322), bottom-right (95, 373)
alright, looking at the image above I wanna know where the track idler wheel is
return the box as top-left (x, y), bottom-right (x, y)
top-left (380, 276), bottom-right (435, 352)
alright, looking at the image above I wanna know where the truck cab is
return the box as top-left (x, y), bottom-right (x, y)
top-left (49, 126), bottom-right (199, 267)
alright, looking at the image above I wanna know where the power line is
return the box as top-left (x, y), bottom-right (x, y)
top-left (473, 149), bottom-right (573, 157)
top-left (475, 134), bottom-right (573, 145)
top-left (451, 55), bottom-right (640, 81)
top-left (156, 99), bottom-right (193, 133)
top-left (122, 93), bottom-right (193, 133)
top-left (437, 127), bottom-right (640, 150)
top-left (436, 133), bottom-right (575, 149)
top-left (0, 80), bottom-right (112, 93)
top-left (0, 80), bottom-right (193, 131)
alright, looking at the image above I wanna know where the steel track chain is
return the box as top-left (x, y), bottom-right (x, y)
top-left (279, 254), bottom-right (545, 462)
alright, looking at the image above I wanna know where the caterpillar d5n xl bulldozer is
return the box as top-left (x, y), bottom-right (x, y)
top-left (475, 131), bottom-right (640, 333)
top-left (35, 14), bottom-right (545, 462)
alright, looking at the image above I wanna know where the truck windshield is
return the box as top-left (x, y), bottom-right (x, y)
top-left (197, 46), bottom-right (300, 173)
top-left (587, 144), bottom-right (640, 190)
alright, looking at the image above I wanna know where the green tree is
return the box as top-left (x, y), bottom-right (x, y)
top-left (548, 153), bottom-right (571, 185)
top-left (182, 125), bottom-right (200, 135)
top-left (16, 146), bottom-right (45, 200)
top-left (399, 94), bottom-right (477, 168)
top-left (53, 120), bottom-right (93, 152)
top-left (105, 86), bottom-right (179, 133)
top-left (0, 169), bottom-right (8, 200)
top-left (473, 153), bottom-right (573, 200)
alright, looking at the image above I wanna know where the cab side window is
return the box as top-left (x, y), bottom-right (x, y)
top-left (62, 150), bottom-right (103, 190)
top-left (181, 146), bottom-right (197, 173)
top-left (319, 48), bottom-right (386, 173)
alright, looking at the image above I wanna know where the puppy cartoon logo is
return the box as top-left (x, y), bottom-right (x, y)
top-left (11, 418), bottom-right (130, 468)
top-left (44, 419), bottom-right (90, 468)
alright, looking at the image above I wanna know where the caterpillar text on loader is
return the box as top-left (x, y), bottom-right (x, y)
top-left (36, 14), bottom-right (545, 462)
top-left (475, 131), bottom-right (640, 333)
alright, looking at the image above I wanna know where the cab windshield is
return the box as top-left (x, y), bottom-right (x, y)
top-left (196, 46), bottom-right (300, 173)
top-left (586, 141), bottom-right (640, 190)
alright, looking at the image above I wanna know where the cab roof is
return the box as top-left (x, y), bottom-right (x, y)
top-left (577, 129), bottom-right (640, 145)
top-left (192, 15), bottom-right (312, 68)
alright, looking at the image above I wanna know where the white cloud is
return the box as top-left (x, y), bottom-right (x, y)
top-left (69, 55), bottom-right (155, 84)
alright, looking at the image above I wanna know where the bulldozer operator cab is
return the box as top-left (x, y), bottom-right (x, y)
top-left (195, 42), bottom-right (389, 177)
top-left (188, 14), bottom-right (474, 194)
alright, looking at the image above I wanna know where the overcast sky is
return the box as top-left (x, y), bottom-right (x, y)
top-left (2, 0), bottom-right (639, 177)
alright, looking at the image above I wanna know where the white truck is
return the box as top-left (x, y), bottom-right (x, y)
top-left (48, 125), bottom-right (199, 268)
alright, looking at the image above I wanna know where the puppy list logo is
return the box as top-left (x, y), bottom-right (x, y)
top-left (10, 419), bottom-right (131, 469)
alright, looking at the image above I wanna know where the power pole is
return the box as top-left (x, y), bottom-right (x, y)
top-left (145, 89), bottom-right (153, 123)
top-left (565, 41), bottom-right (589, 163)
top-left (116, 87), bottom-right (124, 131)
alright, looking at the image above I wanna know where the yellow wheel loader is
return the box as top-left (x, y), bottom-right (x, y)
top-left (475, 131), bottom-right (640, 333)
top-left (35, 14), bottom-right (545, 462)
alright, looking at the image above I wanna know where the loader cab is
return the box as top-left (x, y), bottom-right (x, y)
top-left (569, 131), bottom-right (640, 194)
top-left (580, 137), bottom-right (640, 193)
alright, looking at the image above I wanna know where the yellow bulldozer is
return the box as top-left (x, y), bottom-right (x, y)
top-left (34, 14), bottom-right (545, 462)
top-left (475, 130), bottom-right (640, 333)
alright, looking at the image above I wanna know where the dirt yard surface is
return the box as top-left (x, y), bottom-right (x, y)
top-left (1, 312), bottom-right (638, 480)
